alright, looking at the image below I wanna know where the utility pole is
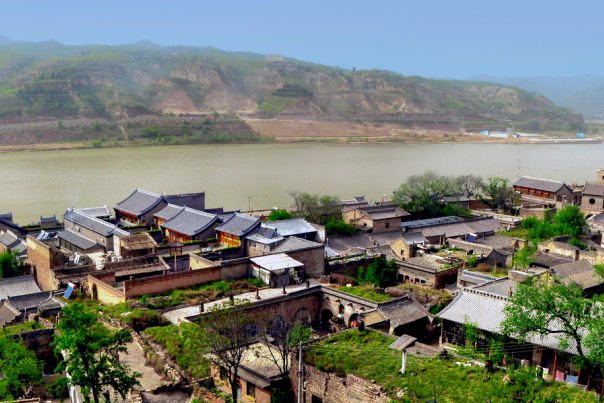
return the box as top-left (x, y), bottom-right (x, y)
top-left (517, 159), bottom-right (520, 180)
top-left (298, 341), bottom-right (303, 403)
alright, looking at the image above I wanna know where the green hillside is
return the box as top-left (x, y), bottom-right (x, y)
top-left (0, 40), bottom-right (585, 131)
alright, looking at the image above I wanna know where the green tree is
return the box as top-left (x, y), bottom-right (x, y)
top-left (0, 250), bottom-right (24, 278)
top-left (212, 111), bottom-right (220, 120)
top-left (92, 120), bottom-right (101, 131)
top-left (484, 177), bottom-right (514, 211)
top-left (392, 170), bottom-right (456, 217)
top-left (501, 276), bottom-right (604, 369)
top-left (289, 191), bottom-right (343, 224)
top-left (0, 335), bottom-right (44, 400)
top-left (53, 303), bottom-right (141, 403)
top-left (364, 256), bottom-right (398, 287)
top-left (267, 209), bottom-right (292, 221)
top-left (552, 205), bottom-right (586, 238)
top-left (197, 300), bottom-right (259, 403)
top-left (91, 140), bottom-right (102, 148)
top-left (57, 120), bottom-right (63, 129)
top-left (325, 218), bottom-right (355, 236)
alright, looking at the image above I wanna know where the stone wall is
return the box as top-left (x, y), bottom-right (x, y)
top-left (27, 236), bottom-right (65, 291)
top-left (396, 264), bottom-right (459, 289)
top-left (291, 356), bottom-right (390, 403)
top-left (327, 254), bottom-right (380, 275)
top-left (19, 328), bottom-right (57, 373)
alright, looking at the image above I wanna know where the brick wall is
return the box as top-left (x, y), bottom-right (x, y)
top-left (291, 356), bottom-right (390, 403)
top-left (123, 267), bottom-right (221, 299)
top-left (281, 246), bottom-right (325, 276)
top-left (27, 236), bottom-right (65, 291)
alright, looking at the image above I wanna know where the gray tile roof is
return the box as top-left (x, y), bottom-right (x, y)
top-left (399, 256), bottom-right (441, 272)
top-left (325, 234), bottom-right (374, 254)
top-left (472, 278), bottom-right (517, 297)
top-left (589, 212), bottom-right (604, 223)
top-left (77, 206), bottom-right (111, 218)
top-left (532, 251), bottom-right (573, 268)
top-left (583, 182), bottom-right (604, 196)
top-left (246, 233), bottom-right (284, 245)
top-left (154, 204), bottom-right (184, 220)
top-left (0, 304), bottom-right (20, 325)
top-left (40, 215), bottom-right (58, 223)
top-left (161, 207), bottom-right (221, 236)
top-left (67, 209), bottom-right (128, 237)
top-left (0, 213), bottom-right (13, 222)
top-left (272, 237), bottom-right (323, 253)
top-left (458, 270), bottom-right (498, 285)
top-left (378, 296), bottom-right (429, 328)
top-left (266, 218), bottom-right (317, 237)
top-left (216, 213), bottom-right (260, 237)
top-left (437, 290), bottom-right (585, 355)
top-left (115, 188), bottom-right (166, 216)
top-left (0, 230), bottom-right (20, 249)
top-left (400, 232), bottom-right (426, 245)
top-left (58, 230), bottom-right (101, 251)
top-left (0, 276), bottom-right (41, 300)
top-left (513, 176), bottom-right (566, 193)
top-left (421, 217), bottom-right (502, 239)
top-left (357, 205), bottom-right (410, 220)
top-left (552, 259), bottom-right (602, 289)
top-left (7, 291), bottom-right (54, 313)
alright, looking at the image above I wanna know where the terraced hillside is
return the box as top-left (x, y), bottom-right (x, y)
top-left (0, 39), bottom-right (587, 134)
top-left (244, 119), bottom-right (392, 138)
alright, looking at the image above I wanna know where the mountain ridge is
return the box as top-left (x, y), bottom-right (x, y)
top-left (0, 37), bottom-right (585, 131)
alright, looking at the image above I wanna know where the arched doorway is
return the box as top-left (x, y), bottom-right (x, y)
top-left (338, 304), bottom-right (345, 315)
top-left (348, 313), bottom-right (360, 328)
top-left (321, 309), bottom-right (334, 328)
top-left (294, 308), bottom-right (312, 326)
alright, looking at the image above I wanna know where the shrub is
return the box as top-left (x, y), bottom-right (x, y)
top-left (91, 140), bottom-right (102, 148)
top-left (364, 256), bottom-right (398, 287)
top-left (267, 209), bottom-right (292, 221)
top-left (206, 237), bottom-right (217, 243)
top-left (325, 218), bottom-right (355, 236)
top-left (147, 229), bottom-right (160, 234)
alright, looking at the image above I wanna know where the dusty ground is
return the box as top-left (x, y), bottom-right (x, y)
top-left (0, 142), bottom-right (84, 152)
top-left (119, 342), bottom-right (164, 391)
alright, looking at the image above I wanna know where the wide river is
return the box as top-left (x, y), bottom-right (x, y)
top-left (1, 142), bottom-right (603, 225)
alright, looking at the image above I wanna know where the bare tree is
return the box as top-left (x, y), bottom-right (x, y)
top-left (455, 174), bottom-right (485, 198)
top-left (197, 300), bottom-right (258, 403)
top-left (255, 304), bottom-right (313, 378)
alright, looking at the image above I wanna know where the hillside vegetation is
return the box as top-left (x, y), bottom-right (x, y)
top-left (0, 40), bottom-right (585, 132)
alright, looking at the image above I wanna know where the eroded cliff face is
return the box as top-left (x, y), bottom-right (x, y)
top-left (0, 52), bottom-right (580, 126)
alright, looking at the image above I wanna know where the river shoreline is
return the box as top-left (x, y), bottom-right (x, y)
top-left (0, 136), bottom-right (600, 154)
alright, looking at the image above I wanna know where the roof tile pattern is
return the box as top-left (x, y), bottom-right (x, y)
top-left (115, 189), bottom-right (165, 216)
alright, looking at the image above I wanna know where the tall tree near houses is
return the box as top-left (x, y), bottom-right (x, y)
top-left (53, 303), bottom-right (141, 403)
top-left (455, 174), bottom-right (485, 198)
top-left (197, 300), bottom-right (259, 403)
top-left (501, 276), bottom-right (604, 370)
top-left (392, 170), bottom-right (456, 217)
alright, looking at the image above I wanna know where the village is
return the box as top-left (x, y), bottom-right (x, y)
top-left (1, 168), bottom-right (604, 403)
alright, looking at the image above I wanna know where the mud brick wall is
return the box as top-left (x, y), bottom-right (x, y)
top-left (123, 267), bottom-right (221, 299)
top-left (27, 236), bottom-right (64, 291)
top-left (88, 273), bottom-right (125, 305)
top-left (219, 257), bottom-right (249, 280)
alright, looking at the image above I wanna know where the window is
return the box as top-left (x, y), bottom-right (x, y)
top-left (247, 382), bottom-right (256, 398)
top-left (385, 222), bottom-right (390, 229)
top-left (250, 241), bottom-right (256, 247)
top-left (590, 198), bottom-right (596, 205)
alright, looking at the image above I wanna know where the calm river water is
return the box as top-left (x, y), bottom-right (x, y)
top-left (1, 142), bottom-right (603, 225)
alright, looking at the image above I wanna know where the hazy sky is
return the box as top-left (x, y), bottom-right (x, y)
top-left (2, 0), bottom-right (603, 78)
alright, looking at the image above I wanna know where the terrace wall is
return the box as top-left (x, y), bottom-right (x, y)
top-left (219, 257), bottom-right (249, 281)
top-left (290, 356), bottom-right (390, 403)
top-left (123, 267), bottom-right (221, 299)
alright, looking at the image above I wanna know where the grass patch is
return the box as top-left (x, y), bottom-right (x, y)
top-left (304, 330), bottom-right (600, 402)
top-left (1, 321), bottom-right (44, 336)
top-left (337, 284), bottom-right (392, 302)
top-left (139, 278), bottom-right (265, 309)
top-left (497, 228), bottom-right (529, 239)
top-left (143, 323), bottom-right (209, 379)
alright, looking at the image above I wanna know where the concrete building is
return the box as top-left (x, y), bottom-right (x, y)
top-left (580, 182), bottom-right (604, 213)
top-left (265, 54), bottom-right (284, 62)
top-left (245, 218), bottom-right (320, 257)
top-left (271, 237), bottom-right (326, 276)
top-left (250, 253), bottom-right (304, 288)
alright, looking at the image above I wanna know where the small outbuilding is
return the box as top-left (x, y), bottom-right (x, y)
top-left (250, 253), bottom-right (304, 288)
